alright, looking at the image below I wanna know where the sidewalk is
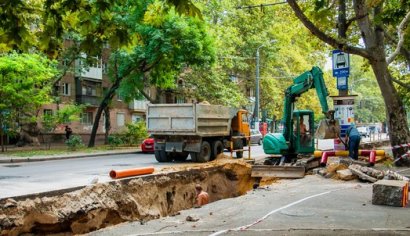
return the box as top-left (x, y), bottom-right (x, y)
top-left (0, 147), bottom-right (139, 163)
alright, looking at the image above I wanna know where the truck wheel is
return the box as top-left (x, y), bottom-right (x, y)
top-left (173, 152), bottom-right (189, 162)
top-left (155, 150), bottom-right (172, 162)
top-left (211, 140), bottom-right (224, 160)
top-left (190, 152), bottom-right (198, 162)
top-left (197, 141), bottom-right (211, 162)
top-left (234, 140), bottom-right (243, 158)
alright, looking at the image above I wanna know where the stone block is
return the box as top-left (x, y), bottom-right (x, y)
top-left (372, 180), bottom-right (409, 207)
top-left (337, 169), bottom-right (356, 181)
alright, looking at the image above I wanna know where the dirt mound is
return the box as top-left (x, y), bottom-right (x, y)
top-left (0, 160), bottom-right (255, 235)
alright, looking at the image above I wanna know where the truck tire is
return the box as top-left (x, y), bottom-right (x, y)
top-left (173, 152), bottom-right (189, 162)
top-left (155, 150), bottom-right (172, 162)
top-left (197, 141), bottom-right (211, 162)
top-left (234, 139), bottom-right (243, 158)
top-left (190, 152), bottom-right (198, 162)
top-left (211, 140), bottom-right (224, 160)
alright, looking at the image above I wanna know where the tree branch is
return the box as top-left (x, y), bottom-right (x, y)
top-left (287, 0), bottom-right (370, 59)
top-left (385, 33), bottom-right (410, 69)
top-left (391, 77), bottom-right (410, 90)
top-left (346, 13), bottom-right (368, 28)
top-left (387, 11), bottom-right (410, 64)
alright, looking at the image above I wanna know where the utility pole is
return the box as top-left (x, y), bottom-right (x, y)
top-left (254, 40), bottom-right (276, 131)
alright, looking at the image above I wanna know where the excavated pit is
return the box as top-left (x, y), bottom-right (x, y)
top-left (0, 159), bottom-right (262, 235)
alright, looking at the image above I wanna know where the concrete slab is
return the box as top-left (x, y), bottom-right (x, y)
top-left (90, 175), bottom-right (410, 235)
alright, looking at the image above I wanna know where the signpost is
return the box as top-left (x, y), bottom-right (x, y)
top-left (332, 49), bottom-right (350, 79)
top-left (332, 49), bottom-right (352, 150)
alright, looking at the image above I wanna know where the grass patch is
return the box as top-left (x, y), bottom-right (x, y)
top-left (6, 145), bottom-right (138, 157)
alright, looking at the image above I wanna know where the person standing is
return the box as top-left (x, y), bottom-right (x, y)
top-left (195, 184), bottom-right (209, 207)
top-left (65, 125), bottom-right (73, 140)
top-left (345, 124), bottom-right (361, 160)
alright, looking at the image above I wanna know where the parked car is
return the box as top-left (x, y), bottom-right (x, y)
top-left (357, 126), bottom-right (370, 138)
top-left (250, 130), bottom-right (263, 145)
top-left (141, 136), bottom-right (154, 153)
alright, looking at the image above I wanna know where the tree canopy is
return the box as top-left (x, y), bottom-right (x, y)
top-left (0, 52), bottom-right (57, 151)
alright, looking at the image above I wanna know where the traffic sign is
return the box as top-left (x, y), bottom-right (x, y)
top-left (337, 76), bottom-right (348, 90)
top-left (332, 49), bottom-right (350, 77)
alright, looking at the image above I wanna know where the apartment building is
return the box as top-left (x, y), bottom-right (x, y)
top-left (40, 49), bottom-right (149, 145)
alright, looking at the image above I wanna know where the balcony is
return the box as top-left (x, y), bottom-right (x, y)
top-left (129, 100), bottom-right (149, 111)
top-left (76, 95), bottom-right (101, 107)
top-left (75, 54), bottom-right (103, 80)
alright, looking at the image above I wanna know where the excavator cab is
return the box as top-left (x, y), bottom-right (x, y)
top-left (292, 111), bottom-right (315, 154)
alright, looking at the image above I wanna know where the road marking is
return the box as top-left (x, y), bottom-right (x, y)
top-left (209, 186), bottom-right (355, 236)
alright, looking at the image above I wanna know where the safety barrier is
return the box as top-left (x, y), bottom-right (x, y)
top-left (318, 150), bottom-right (385, 167)
top-left (229, 136), bottom-right (251, 160)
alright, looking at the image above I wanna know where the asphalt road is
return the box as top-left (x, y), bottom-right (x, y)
top-left (0, 135), bottom-right (388, 199)
top-left (0, 145), bottom-right (266, 199)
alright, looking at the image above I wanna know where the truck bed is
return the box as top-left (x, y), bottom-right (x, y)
top-left (147, 103), bottom-right (237, 137)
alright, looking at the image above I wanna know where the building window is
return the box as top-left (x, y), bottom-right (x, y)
top-left (176, 96), bottom-right (185, 104)
top-left (81, 112), bottom-right (93, 125)
top-left (102, 62), bottom-right (108, 74)
top-left (117, 113), bottom-right (125, 127)
top-left (44, 109), bottom-right (53, 116)
top-left (62, 83), bottom-right (71, 96)
top-left (117, 92), bottom-right (124, 101)
top-left (82, 86), bottom-right (97, 96)
top-left (132, 114), bottom-right (142, 123)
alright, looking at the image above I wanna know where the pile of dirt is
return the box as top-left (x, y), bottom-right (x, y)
top-left (0, 159), bottom-right (256, 235)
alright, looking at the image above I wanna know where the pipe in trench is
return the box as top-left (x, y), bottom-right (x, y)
top-left (109, 166), bottom-right (155, 179)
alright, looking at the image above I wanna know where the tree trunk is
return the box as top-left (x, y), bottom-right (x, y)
top-left (0, 130), bottom-right (4, 153)
top-left (104, 106), bottom-right (111, 145)
top-left (88, 80), bottom-right (120, 147)
top-left (369, 57), bottom-right (410, 165)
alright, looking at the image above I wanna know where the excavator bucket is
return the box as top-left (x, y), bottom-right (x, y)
top-left (315, 119), bottom-right (340, 139)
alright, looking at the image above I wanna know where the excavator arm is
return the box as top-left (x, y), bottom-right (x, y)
top-left (283, 66), bottom-right (338, 142)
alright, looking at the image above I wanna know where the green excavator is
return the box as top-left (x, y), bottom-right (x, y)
top-left (252, 66), bottom-right (340, 178)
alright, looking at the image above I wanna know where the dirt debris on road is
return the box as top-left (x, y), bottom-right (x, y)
top-left (0, 159), bottom-right (262, 236)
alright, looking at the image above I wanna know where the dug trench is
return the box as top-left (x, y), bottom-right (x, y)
top-left (0, 159), bottom-right (260, 235)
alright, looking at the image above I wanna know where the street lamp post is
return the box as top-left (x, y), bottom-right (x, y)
top-left (255, 40), bottom-right (275, 131)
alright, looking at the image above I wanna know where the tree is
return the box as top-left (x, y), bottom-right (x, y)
top-left (287, 0), bottom-right (410, 164)
top-left (196, 0), bottom-right (332, 123)
top-left (0, 53), bottom-right (58, 151)
top-left (41, 104), bottom-right (84, 149)
top-left (87, 3), bottom-right (216, 147)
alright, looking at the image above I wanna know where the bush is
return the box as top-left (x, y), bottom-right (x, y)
top-left (107, 135), bottom-right (124, 148)
top-left (65, 135), bottom-right (84, 150)
top-left (121, 121), bottom-right (148, 145)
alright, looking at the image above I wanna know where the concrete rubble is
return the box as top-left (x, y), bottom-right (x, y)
top-left (317, 156), bottom-right (410, 208)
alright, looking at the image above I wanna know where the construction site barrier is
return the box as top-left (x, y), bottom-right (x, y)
top-left (319, 150), bottom-right (383, 167)
top-left (109, 166), bottom-right (154, 179)
top-left (230, 136), bottom-right (251, 160)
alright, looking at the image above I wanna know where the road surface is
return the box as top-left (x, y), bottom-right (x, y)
top-left (0, 135), bottom-right (388, 199)
top-left (0, 145), bottom-right (266, 199)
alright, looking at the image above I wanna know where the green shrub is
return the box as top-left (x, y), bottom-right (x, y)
top-left (65, 135), bottom-right (84, 150)
top-left (108, 135), bottom-right (124, 148)
top-left (121, 121), bottom-right (148, 145)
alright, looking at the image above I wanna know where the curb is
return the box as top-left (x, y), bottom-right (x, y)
top-left (0, 150), bottom-right (139, 164)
